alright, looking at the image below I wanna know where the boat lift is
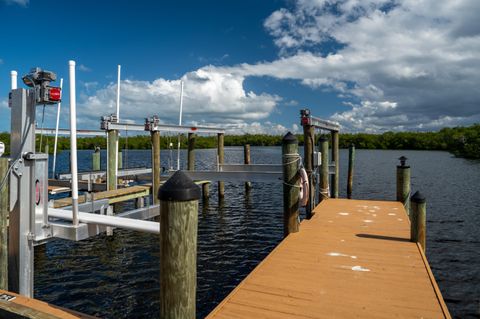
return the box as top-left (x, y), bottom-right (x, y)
top-left (4, 63), bottom-right (292, 298)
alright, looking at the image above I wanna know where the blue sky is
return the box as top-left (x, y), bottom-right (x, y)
top-left (1, 0), bottom-right (479, 134)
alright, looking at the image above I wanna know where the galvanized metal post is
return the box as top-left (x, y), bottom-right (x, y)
top-left (0, 157), bottom-right (8, 290)
top-left (92, 147), bottom-right (101, 171)
top-left (396, 156), bottom-right (411, 215)
top-left (8, 88), bottom-right (35, 297)
top-left (331, 131), bottom-right (339, 198)
top-left (244, 144), bottom-right (252, 192)
top-left (158, 171), bottom-right (200, 319)
top-left (107, 130), bottom-right (118, 191)
top-left (319, 137), bottom-right (330, 203)
top-left (303, 124), bottom-right (315, 219)
top-left (151, 131), bottom-right (161, 205)
top-left (410, 191), bottom-right (426, 252)
top-left (347, 144), bottom-right (355, 199)
top-left (187, 133), bottom-right (195, 171)
top-left (217, 133), bottom-right (225, 198)
top-left (282, 132), bottom-right (300, 237)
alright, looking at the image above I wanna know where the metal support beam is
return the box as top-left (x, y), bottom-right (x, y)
top-left (8, 89), bottom-right (35, 297)
top-left (35, 127), bottom-right (105, 136)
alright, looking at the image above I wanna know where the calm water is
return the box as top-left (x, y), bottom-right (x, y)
top-left (34, 147), bottom-right (479, 318)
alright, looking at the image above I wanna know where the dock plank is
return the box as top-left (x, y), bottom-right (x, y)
top-left (52, 185), bottom-right (150, 208)
top-left (207, 199), bottom-right (450, 319)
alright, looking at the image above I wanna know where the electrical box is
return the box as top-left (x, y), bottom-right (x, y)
top-left (313, 151), bottom-right (322, 167)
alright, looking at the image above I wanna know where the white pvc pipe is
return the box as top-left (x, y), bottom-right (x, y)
top-left (52, 78), bottom-right (63, 178)
top-left (69, 60), bottom-right (79, 226)
top-left (48, 208), bottom-right (160, 234)
top-left (116, 65), bottom-right (121, 120)
top-left (115, 65), bottom-right (121, 185)
top-left (10, 70), bottom-right (17, 90)
top-left (176, 80), bottom-right (184, 170)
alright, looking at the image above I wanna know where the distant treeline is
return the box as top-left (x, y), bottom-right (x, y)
top-left (1, 123), bottom-right (479, 159)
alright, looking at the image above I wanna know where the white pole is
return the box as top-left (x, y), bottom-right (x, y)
top-left (69, 60), bottom-right (79, 226)
top-left (116, 65), bottom-right (121, 120)
top-left (52, 78), bottom-right (63, 178)
top-left (115, 65), bottom-right (121, 180)
top-left (10, 70), bottom-right (17, 90)
top-left (176, 80), bottom-right (184, 170)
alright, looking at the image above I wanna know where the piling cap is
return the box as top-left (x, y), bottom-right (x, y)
top-left (398, 156), bottom-right (408, 167)
top-left (319, 136), bottom-right (329, 143)
top-left (283, 132), bottom-right (297, 144)
top-left (158, 170), bottom-right (201, 202)
top-left (411, 191), bottom-right (426, 203)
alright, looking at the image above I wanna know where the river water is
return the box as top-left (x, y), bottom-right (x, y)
top-left (34, 147), bottom-right (479, 318)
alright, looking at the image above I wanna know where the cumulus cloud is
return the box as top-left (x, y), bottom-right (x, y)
top-left (262, 0), bottom-right (480, 131)
top-left (77, 68), bottom-right (282, 134)
top-left (80, 0), bottom-right (480, 133)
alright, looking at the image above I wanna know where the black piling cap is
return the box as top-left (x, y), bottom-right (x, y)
top-left (411, 191), bottom-right (426, 204)
top-left (319, 136), bottom-right (329, 143)
top-left (158, 170), bottom-right (201, 202)
top-left (398, 156), bottom-right (408, 167)
top-left (283, 132), bottom-right (297, 144)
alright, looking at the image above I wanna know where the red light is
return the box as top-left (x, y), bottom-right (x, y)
top-left (49, 87), bottom-right (61, 101)
top-left (191, 127), bottom-right (197, 131)
top-left (301, 117), bottom-right (310, 126)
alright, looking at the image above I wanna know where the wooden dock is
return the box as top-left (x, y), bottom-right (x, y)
top-left (207, 198), bottom-right (450, 318)
top-left (0, 289), bottom-right (97, 318)
top-left (52, 185), bottom-right (150, 208)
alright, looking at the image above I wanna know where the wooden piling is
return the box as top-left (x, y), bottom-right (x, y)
top-left (0, 158), bottom-right (8, 289)
top-left (319, 136), bottom-right (329, 203)
top-left (303, 124), bottom-right (315, 219)
top-left (410, 191), bottom-right (426, 252)
top-left (396, 156), bottom-right (411, 215)
top-left (158, 171), bottom-right (200, 319)
top-left (244, 144), bottom-right (252, 192)
top-left (151, 131), bottom-right (161, 205)
top-left (217, 133), bottom-right (224, 198)
top-left (92, 147), bottom-right (101, 171)
top-left (107, 130), bottom-right (118, 191)
top-left (118, 151), bottom-right (123, 170)
top-left (331, 131), bottom-right (339, 198)
top-left (202, 183), bottom-right (210, 200)
top-left (187, 133), bottom-right (195, 171)
top-left (347, 144), bottom-right (355, 199)
top-left (282, 132), bottom-right (300, 237)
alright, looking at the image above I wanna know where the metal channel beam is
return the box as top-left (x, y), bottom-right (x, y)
top-left (116, 204), bottom-right (160, 220)
top-left (164, 170), bottom-right (282, 182)
top-left (106, 121), bottom-right (225, 134)
top-left (35, 128), bottom-right (105, 136)
top-left (309, 116), bottom-right (340, 132)
top-left (57, 167), bottom-right (152, 180)
top-left (48, 208), bottom-right (160, 234)
top-left (219, 164), bottom-right (281, 173)
top-left (152, 123), bottom-right (225, 134)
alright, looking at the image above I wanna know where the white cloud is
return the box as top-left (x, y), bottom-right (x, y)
top-left (78, 64), bottom-right (92, 72)
top-left (79, 0), bottom-right (480, 133)
top-left (261, 0), bottom-right (480, 131)
top-left (2, 0), bottom-right (28, 6)
top-left (77, 68), bottom-right (281, 134)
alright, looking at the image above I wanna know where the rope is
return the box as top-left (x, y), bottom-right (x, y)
top-left (124, 129), bottom-right (128, 169)
top-left (319, 186), bottom-right (330, 200)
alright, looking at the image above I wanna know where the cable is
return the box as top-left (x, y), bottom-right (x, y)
top-left (38, 104), bottom-right (46, 152)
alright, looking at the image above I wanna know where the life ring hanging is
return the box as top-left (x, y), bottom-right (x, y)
top-left (298, 168), bottom-right (309, 207)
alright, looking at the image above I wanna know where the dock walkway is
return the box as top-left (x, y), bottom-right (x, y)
top-left (207, 199), bottom-right (450, 318)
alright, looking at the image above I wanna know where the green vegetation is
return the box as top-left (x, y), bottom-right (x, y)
top-left (1, 124), bottom-right (479, 159)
